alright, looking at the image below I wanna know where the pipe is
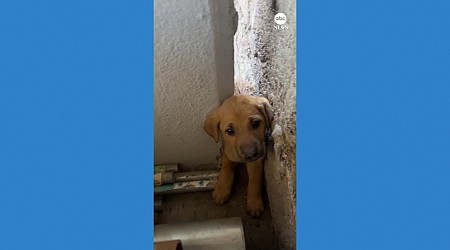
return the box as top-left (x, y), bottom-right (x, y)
top-left (154, 217), bottom-right (246, 250)
top-left (155, 164), bottom-right (180, 173)
top-left (154, 172), bottom-right (175, 186)
top-left (173, 170), bottom-right (219, 182)
top-left (154, 240), bottom-right (183, 250)
top-left (154, 180), bottom-right (217, 195)
top-left (155, 171), bottom-right (219, 186)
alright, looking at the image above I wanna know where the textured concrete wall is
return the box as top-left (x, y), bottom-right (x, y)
top-left (154, 0), bottom-right (235, 168)
top-left (234, 0), bottom-right (296, 249)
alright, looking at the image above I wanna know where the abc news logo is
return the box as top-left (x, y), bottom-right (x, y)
top-left (274, 13), bottom-right (288, 30)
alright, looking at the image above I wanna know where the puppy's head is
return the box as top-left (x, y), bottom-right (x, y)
top-left (204, 95), bottom-right (274, 163)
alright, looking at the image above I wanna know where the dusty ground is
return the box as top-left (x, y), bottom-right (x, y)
top-left (155, 164), bottom-right (278, 250)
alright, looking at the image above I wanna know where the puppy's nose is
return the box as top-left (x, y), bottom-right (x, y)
top-left (240, 144), bottom-right (258, 160)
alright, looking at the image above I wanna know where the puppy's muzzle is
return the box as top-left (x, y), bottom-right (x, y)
top-left (239, 142), bottom-right (265, 162)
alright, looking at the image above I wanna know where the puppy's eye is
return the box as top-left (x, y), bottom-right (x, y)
top-left (251, 120), bottom-right (261, 129)
top-left (225, 127), bottom-right (235, 136)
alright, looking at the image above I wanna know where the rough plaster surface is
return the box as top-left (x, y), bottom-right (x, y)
top-left (234, 0), bottom-right (297, 249)
top-left (154, 0), bottom-right (235, 168)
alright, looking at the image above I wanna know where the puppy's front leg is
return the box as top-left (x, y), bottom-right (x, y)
top-left (246, 159), bottom-right (264, 217)
top-left (212, 153), bottom-right (235, 205)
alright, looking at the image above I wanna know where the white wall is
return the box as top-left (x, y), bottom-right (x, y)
top-left (154, 0), bottom-right (235, 168)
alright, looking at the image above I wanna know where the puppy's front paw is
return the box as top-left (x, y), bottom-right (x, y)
top-left (212, 185), bottom-right (231, 205)
top-left (246, 196), bottom-right (264, 217)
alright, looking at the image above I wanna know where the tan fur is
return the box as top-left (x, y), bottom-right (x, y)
top-left (204, 95), bottom-right (273, 217)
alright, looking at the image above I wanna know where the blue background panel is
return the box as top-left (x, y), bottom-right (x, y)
top-left (299, 0), bottom-right (450, 249)
top-left (0, 0), bottom-right (153, 249)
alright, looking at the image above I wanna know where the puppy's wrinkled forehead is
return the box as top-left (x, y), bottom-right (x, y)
top-left (220, 97), bottom-right (262, 121)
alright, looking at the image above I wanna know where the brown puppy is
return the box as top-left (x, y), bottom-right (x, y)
top-left (204, 95), bottom-right (273, 217)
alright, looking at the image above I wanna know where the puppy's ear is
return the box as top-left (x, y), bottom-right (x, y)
top-left (257, 97), bottom-right (274, 130)
top-left (203, 109), bottom-right (221, 143)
